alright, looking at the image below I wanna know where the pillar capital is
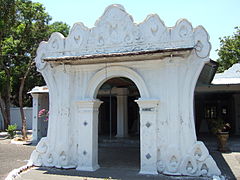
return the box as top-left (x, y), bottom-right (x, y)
top-left (135, 99), bottom-right (160, 111)
top-left (31, 93), bottom-right (40, 99)
top-left (75, 99), bottom-right (103, 109)
top-left (115, 88), bottom-right (129, 96)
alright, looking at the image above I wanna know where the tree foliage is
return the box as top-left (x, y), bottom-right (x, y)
top-left (0, 0), bottom-right (16, 129)
top-left (0, 0), bottom-right (70, 130)
top-left (217, 27), bottom-right (240, 72)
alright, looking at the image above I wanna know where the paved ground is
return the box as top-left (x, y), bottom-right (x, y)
top-left (221, 153), bottom-right (240, 179)
top-left (0, 136), bottom-right (35, 180)
top-left (16, 167), bottom-right (213, 180)
top-left (0, 133), bottom-right (239, 180)
top-left (14, 149), bottom-right (238, 180)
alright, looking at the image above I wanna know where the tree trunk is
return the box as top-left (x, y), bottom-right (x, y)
top-left (0, 68), bottom-right (12, 130)
top-left (0, 96), bottom-right (8, 129)
top-left (0, 38), bottom-right (11, 130)
top-left (19, 63), bottom-right (32, 140)
top-left (5, 68), bottom-right (11, 129)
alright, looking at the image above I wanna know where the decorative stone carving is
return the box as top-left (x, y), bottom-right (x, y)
top-left (29, 150), bottom-right (42, 166)
top-left (197, 156), bottom-right (221, 177)
top-left (145, 153), bottom-right (151, 159)
top-left (34, 4), bottom-right (211, 71)
top-left (180, 155), bottom-right (197, 175)
top-left (30, 4), bottom-right (221, 179)
top-left (35, 42), bottom-right (47, 70)
top-left (194, 26), bottom-right (211, 58)
top-left (44, 152), bottom-right (55, 167)
top-left (36, 137), bottom-right (48, 154)
top-left (145, 122), bottom-right (151, 128)
top-left (156, 142), bottom-right (221, 177)
top-left (156, 160), bottom-right (165, 173)
top-left (59, 151), bottom-right (67, 164)
top-left (190, 141), bottom-right (209, 162)
top-left (165, 145), bottom-right (181, 174)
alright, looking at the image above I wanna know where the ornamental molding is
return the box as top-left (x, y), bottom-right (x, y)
top-left (35, 4), bottom-right (211, 71)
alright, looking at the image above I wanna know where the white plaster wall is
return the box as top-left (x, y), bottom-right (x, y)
top-left (0, 107), bottom-right (32, 130)
top-left (31, 93), bottom-right (49, 143)
top-left (29, 4), bottom-right (221, 178)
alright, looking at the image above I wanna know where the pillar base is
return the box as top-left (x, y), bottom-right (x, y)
top-left (139, 169), bottom-right (158, 175)
top-left (76, 164), bottom-right (100, 172)
top-left (115, 134), bottom-right (129, 138)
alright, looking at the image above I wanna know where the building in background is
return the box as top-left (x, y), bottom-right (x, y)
top-left (195, 62), bottom-right (240, 136)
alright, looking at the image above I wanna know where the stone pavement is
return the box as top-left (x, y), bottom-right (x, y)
top-left (221, 153), bottom-right (240, 179)
top-left (1, 133), bottom-right (239, 180)
top-left (13, 147), bottom-right (239, 180)
top-left (15, 167), bottom-right (213, 180)
top-left (0, 133), bottom-right (35, 180)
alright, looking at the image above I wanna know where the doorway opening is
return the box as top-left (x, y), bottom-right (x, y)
top-left (96, 77), bottom-right (140, 169)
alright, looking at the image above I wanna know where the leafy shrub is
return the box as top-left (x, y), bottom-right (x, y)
top-left (6, 124), bottom-right (17, 139)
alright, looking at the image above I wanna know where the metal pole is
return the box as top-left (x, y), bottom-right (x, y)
top-left (109, 87), bottom-right (112, 140)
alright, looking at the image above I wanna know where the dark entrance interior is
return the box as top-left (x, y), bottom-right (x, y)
top-left (195, 93), bottom-right (234, 136)
top-left (96, 77), bottom-right (140, 169)
top-left (97, 77), bottom-right (140, 138)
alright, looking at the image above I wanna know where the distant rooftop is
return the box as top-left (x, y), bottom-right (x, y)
top-left (212, 63), bottom-right (240, 85)
top-left (29, 86), bottom-right (49, 94)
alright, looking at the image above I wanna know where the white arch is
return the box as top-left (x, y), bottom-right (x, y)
top-left (85, 66), bottom-right (150, 99)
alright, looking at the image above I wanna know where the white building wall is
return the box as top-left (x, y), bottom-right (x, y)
top-left (0, 107), bottom-right (33, 130)
top-left (28, 4), bottom-right (221, 178)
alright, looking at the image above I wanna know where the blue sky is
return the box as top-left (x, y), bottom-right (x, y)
top-left (33, 0), bottom-right (239, 60)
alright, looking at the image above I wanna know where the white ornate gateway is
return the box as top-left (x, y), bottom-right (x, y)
top-left (29, 4), bottom-right (221, 177)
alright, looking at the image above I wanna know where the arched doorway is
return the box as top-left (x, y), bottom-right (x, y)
top-left (31, 4), bottom-right (222, 177)
top-left (96, 77), bottom-right (140, 169)
top-left (81, 65), bottom-right (158, 174)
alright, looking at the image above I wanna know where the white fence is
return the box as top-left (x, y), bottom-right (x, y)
top-left (0, 107), bottom-right (33, 130)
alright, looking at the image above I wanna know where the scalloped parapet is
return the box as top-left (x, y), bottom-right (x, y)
top-left (35, 4), bottom-right (211, 71)
top-left (30, 4), bottom-right (221, 179)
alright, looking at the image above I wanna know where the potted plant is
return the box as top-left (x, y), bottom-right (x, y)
top-left (209, 118), bottom-right (231, 152)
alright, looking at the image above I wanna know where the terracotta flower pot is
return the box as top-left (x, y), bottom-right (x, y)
top-left (216, 132), bottom-right (229, 152)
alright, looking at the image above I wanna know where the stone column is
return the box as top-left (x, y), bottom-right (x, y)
top-left (136, 99), bottom-right (159, 175)
top-left (115, 88), bottom-right (128, 138)
top-left (76, 99), bottom-right (102, 171)
top-left (31, 93), bottom-right (40, 144)
top-left (31, 93), bottom-right (49, 144)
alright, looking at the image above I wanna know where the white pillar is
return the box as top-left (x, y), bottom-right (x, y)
top-left (31, 93), bottom-right (49, 144)
top-left (31, 93), bottom-right (40, 143)
top-left (115, 88), bottom-right (128, 138)
top-left (136, 99), bottom-right (159, 175)
top-left (76, 99), bottom-right (102, 171)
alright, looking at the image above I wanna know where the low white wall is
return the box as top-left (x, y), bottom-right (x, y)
top-left (0, 107), bottom-right (33, 130)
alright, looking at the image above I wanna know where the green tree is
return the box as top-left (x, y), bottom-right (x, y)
top-left (0, 0), bottom-right (16, 130)
top-left (217, 27), bottom-right (240, 72)
top-left (49, 21), bottom-right (69, 37)
top-left (0, 0), bottom-right (70, 139)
